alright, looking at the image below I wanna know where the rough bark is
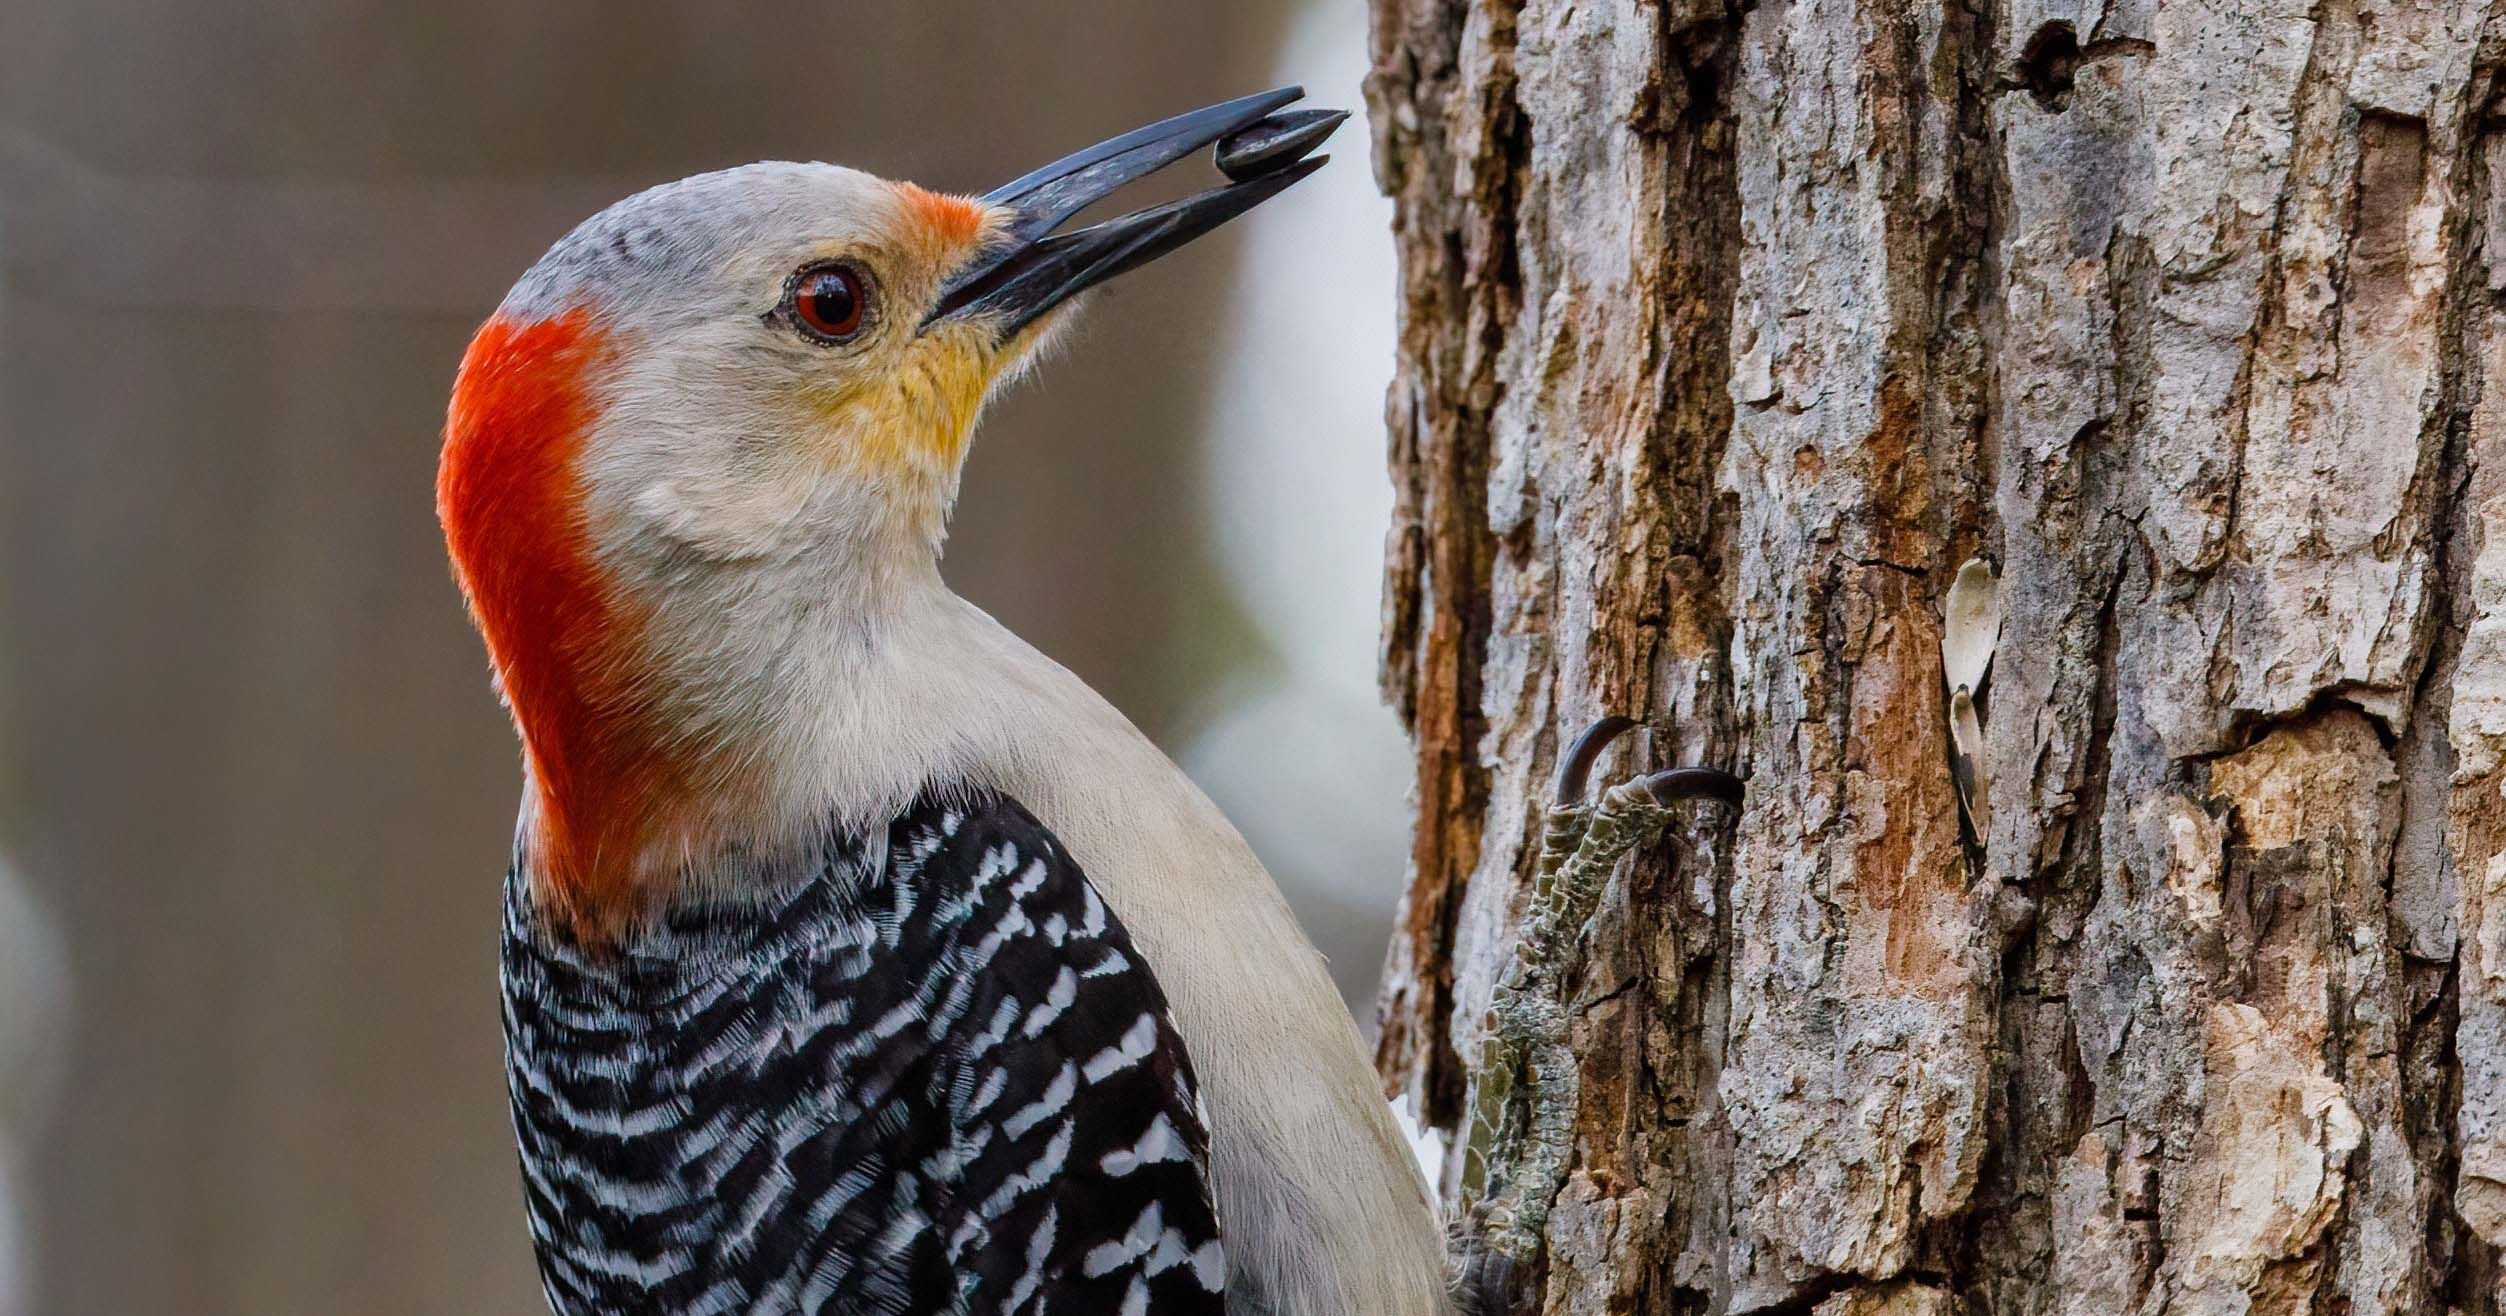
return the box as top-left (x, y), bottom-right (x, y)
top-left (1367, 1), bottom-right (2506, 1312)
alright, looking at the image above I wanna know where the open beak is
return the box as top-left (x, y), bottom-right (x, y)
top-left (926, 87), bottom-right (1345, 339)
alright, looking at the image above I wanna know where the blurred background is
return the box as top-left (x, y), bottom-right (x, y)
top-left (0, 2), bottom-right (1406, 1312)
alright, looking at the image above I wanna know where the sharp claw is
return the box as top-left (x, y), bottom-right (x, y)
top-left (1638, 767), bottom-right (1746, 806)
top-left (1554, 715), bottom-right (1639, 805)
top-left (1456, 1247), bottom-right (1534, 1314)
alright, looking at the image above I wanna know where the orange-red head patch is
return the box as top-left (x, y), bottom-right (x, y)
top-left (438, 308), bottom-right (682, 940)
top-left (897, 182), bottom-right (990, 251)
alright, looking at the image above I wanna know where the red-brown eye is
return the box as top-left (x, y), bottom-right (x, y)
top-left (788, 263), bottom-right (869, 341)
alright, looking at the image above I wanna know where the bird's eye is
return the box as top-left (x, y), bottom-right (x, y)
top-left (785, 263), bottom-right (870, 342)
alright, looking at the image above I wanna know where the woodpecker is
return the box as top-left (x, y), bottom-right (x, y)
top-left (439, 89), bottom-right (1448, 1316)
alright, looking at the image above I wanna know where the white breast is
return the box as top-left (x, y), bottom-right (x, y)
top-left (771, 586), bottom-right (1449, 1316)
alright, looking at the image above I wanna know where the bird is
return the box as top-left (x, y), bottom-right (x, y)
top-left (436, 88), bottom-right (1449, 1316)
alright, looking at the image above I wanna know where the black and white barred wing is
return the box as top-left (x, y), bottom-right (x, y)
top-left (504, 787), bottom-right (1225, 1315)
top-left (896, 792), bottom-right (1228, 1316)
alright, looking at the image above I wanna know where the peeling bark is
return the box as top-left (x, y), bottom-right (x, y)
top-left (1368, 0), bottom-right (2506, 1311)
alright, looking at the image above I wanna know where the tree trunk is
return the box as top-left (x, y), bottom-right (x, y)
top-left (1365, 2), bottom-right (2506, 1312)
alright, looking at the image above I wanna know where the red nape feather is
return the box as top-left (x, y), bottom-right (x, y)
top-left (438, 308), bottom-right (679, 940)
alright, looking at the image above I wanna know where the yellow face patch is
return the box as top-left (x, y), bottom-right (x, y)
top-left (814, 323), bottom-right (998, 481)
top-left (795, 183), bottom-right (1020, 486)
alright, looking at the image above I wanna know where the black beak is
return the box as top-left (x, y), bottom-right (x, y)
top-left (925, 87), bottom-right (1345, 339)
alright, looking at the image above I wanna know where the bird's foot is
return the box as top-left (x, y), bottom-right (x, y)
top-left (1458, 716), bottom-right (1743, 1289)
top-left (1520, 716), bottom-right (1742, 970)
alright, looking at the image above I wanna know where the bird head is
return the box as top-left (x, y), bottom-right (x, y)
top-left (439, 90), bottom-right (1337, 938)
